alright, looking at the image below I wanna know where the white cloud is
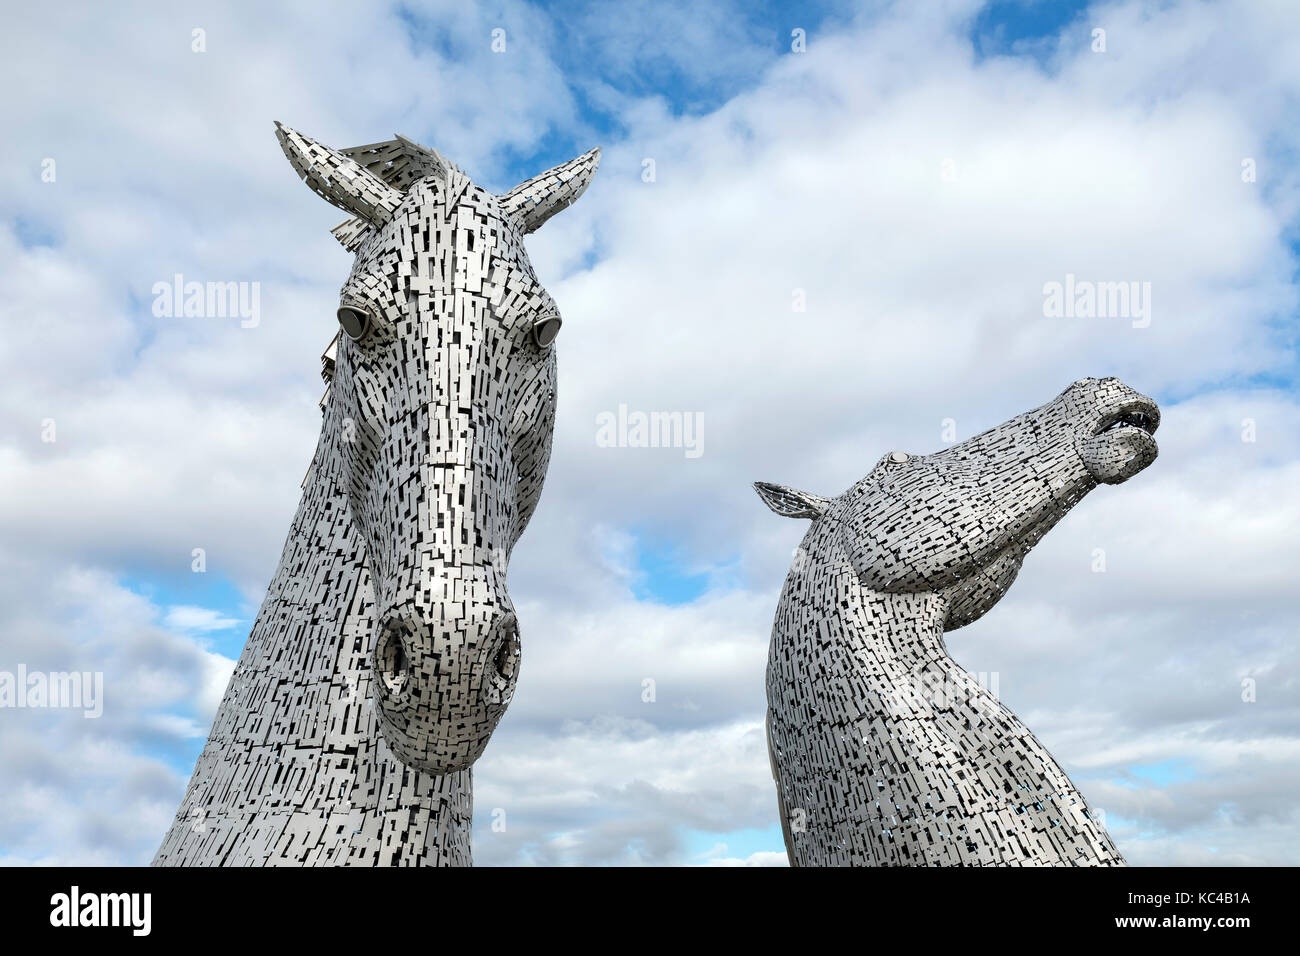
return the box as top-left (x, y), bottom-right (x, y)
top-left (699, 850), bottom-right (789, 867)
top-left (162, 606), bottom-right (243, 633)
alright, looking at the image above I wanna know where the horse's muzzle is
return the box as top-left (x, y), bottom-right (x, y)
top-left (371, 599), bottom-right (521, 774)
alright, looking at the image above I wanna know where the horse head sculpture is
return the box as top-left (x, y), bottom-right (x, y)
top-left (277, 125), bottom-right (599, 774)
top-left (756, 377), bottom-right (1159, 865)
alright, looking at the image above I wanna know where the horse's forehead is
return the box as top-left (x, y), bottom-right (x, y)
top-left (843, 423), bottom-right (1028, 506)
top-left (350, 181), bottom-right (528, 277)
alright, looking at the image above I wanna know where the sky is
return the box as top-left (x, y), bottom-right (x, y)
top-left (0, 0), bottom-right (1297, 866)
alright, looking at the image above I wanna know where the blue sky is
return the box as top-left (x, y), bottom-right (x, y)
top-left (1, 0), bottom-right (1298, 866)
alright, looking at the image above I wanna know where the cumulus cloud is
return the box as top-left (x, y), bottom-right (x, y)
top-left (0, 560), bottom-right (234, 864)
top-left (0, 0), bottom-right (1296, 866)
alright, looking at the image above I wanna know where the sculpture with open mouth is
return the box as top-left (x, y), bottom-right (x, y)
top-left (756, 377), bottom-right (1160, 866)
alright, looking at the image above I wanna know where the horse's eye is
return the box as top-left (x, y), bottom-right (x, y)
top-left (532, 315), bottom-right (562, 348)
top-left (337, 305), bottom-right (370, 340)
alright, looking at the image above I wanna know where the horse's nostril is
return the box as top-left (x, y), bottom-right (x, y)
top-left (483, 618), bottom-right (521, 710)
top-left (377, 625), bottom-right (414, 698)
top-left (492, 620), bottom-right (521, 682)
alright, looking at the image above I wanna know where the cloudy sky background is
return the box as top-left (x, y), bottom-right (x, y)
top-left (1, 0), bottom-right (1296, 865)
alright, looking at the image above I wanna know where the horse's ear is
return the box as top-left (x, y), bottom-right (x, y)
top-left (274, 122), bottom-right (404, 228)
top-left (498, 147), bottom-right (601, 235)
top-left (754, 482), bottom-right (830, 520)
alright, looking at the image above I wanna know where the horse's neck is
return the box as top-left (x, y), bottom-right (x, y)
top-left (153, 426), bottom-right (474, 867)
top-left (766, 527), bottom-right (1123, 867)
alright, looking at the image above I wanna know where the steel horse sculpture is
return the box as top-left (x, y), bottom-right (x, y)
top-left (757, 377), bottom-right (1159, 866)
top-left (154, 125), bottom-right (599, 865)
